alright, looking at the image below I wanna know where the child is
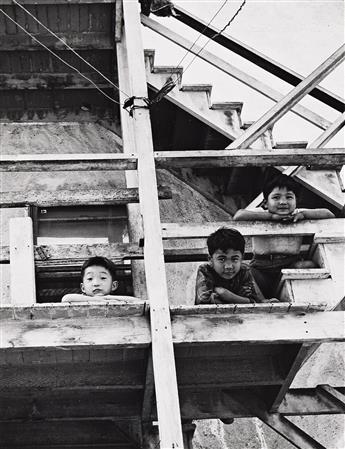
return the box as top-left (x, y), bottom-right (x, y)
top-left (195, 227), bottom-right (266, 304)
top-left (61, 256), bottom-right (143, 303)
top-left (233, 175), bottom-right (335, 298)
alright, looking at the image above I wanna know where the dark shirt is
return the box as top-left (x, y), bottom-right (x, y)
top-left (195, 263), bottom-right (259, 304)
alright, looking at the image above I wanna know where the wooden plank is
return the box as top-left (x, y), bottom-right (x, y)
top-left (0, 153), bottom-right (137, 172)
top-left (154, 148), bottom-right (345, 168)
top-left (178, 387), bottom-right (345, 420)
top-left (173, 5), bottom-right (344, 112)
top-left (171, 311), bottom-right (345, 345)
top-left (142, 15), bottom-right (330, 130)
top-left (0, 31), bottom-right (113, 50)
top-left (227, 45), bottom-right (345, 149)
top-left (0, 303), bottom-right (146, 320)
top-left (161, 218), bottom-right (344, 239)
top-left (0, 72), bottom-right (113, 91)
top-left (116, 13), bottom-right (146, 300)
top-left (170, 303), bottom-right (327, 316)
top-left (114, 0), bottom-right (122, 42)
top-left (9, 217), bottom-right (36, 305)
top-left (0, 315), bottom-right (151, 349)
top-left (316, 384), bottom-right (345, 411)
top-left (0, 388), bottom-right (142, 420)
top-left (122, 2), bottom-right (184, 447)
top-left (280, 268), bottom-right (330, 280)
top-left (0, 0), bottom-right (115, 4)
top-left (258, 413), bottom-right (326, 449)
top-left (0, 186), bottom-right (172, 208)
top-left (270, 344), bottom-right (314, 412)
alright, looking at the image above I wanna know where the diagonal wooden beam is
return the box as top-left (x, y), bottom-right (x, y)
top-left (270, 343), bottom-right (314, 412)
top-left (227, 45), bottom-right (345, 149)
top-left (173, 5), bottom-right (345, 112)
top-left (316, 384), bottom-right (345, 411)
top-left (141, 15), bottom-right (330, 130)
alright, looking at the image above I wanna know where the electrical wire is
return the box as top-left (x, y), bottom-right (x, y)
top-left (11, 0), bottom-right (129, 98)
top-left (182, 0), bottom-right (247, 76)
top-left (174, 0), bottom-right (229, 69)
top-left (0, 8), bottom-right (122, 105)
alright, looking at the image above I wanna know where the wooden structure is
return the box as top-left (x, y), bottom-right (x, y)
top-left (0, 1), bottom-right (344, 448)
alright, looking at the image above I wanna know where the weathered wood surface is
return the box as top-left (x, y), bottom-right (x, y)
top-left (0, 73), bottom-right (112, 90)
top-left (171, 311), bottom-right (345, 345)
top-left (0, 153), bottom-right (137, 171)
top-left (0, 32), bottom-right (114, 50)
top-left (9, 217), bottom-right (36, 305)
top-left (280, 268), bottom-right (330, 280)
top-left (170, 303), bottom-right (327, 316)
top-left (0, 186), bottom-right (171, 207)
top-left (178, 387), bottom-right (345, 420)
top-left (227, 45), bottom-right (345, 149)
top-left (123, 1), bottom-right (184, 447)
top-left (173, 5), bottom-right (344, 112)
top-left (154, 148), bottom-right (345, 168)
top-left (142, 15), bottom-right (330, 130)
top-left (0, 315), bottom-right (151, 349)
top-left (316, 384), bottom-right (345, 411)
top-left (0, 0), bottom-right (115, 4)
top-left (161, 218), bottom-right (344, 239)
top-left (0, 302), bottom-right (146, 320)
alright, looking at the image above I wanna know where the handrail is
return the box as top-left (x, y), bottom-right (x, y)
top-left (173, 5), bottom-right (345, 112)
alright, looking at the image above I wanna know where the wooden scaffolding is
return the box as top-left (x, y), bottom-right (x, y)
top-left (0, 1), bottom-right (344, 448)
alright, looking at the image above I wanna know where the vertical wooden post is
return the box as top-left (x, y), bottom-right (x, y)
top-left (116, 2), bottom-right (147, 300)
top-left (9, 217), bottom-right (36, 305)
top-left (121, 2), bottom-right (184, 448)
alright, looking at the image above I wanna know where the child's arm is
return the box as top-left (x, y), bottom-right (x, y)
top-left (234, 209), bottom-right (285, 221)
top-left (214, 287), bottom-right (252, 304)
top-left (61, 293), bottom-right (91, 303)
top-left (195, 266), bottom-right (222, 304)
top-left (292, 208), bottom-right (335, 222)
top-left (100, 295), bottom-right (144, 303)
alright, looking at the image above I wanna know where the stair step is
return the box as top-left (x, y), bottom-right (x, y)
top-left (212, 102), bottom-right (243, 113)
top-left (281, 268), bottom-right (330, 280)
top-left (275, 141), bottom-right (308, 149)
top-left (144, 49), bottom-right (156, 69)
top-left (181, 84), bottom-right (212, 95)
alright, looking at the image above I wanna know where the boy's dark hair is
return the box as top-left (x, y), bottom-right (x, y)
top-left (207, 227), bottom-right (245, 256)
top-left (263, 174), bottom-right (300, 200)
top-left (80, 256), bottom-right (117, 282)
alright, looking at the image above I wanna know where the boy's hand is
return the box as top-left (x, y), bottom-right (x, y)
top-left (214, 287), bottom-right (226, 296)
top-left (292, 211), bottom-right (305, 222)
top-left (238, 286), bottom-right (253, 296)
top-left (271, 213), bottom-right (293, 222)
top-left (261, 298), bottom-right (280, 303)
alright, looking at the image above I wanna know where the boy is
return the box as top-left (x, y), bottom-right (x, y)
top-left (61, 256), bottom-right (143, 303)
top-left (195, 227), bottom-right (265, 304)
top-left (234, 175), bottom-right (335, 297)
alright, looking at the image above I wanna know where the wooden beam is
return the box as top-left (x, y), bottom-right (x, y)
top-left (122, 2), bottom-right (184, 447)
top-left (0, 73), bottom-right (113, 91)
top-left (141, 349), bottom-right (155, 422)
top-left (171, 311), bottom-right (345, 345)
top-left (316, 384), bottom-right (345, 411)
top-left (161, 218), bottom-right (345, 239)
top-left (178, 387), bottom-right (345, 420)
top-left (0, 32), bottom-right (114, 50)
top-left (141, 15), bottom-right (330, 130)
top-left (270, 344), bottom-right (314, 412)
top-left (116, 7), bottom-right (147, 300)
top-left (227, 45), bottom-right (345, 149)
top-left (258, 413), bottom-right (326, 449)
top-left (0, 186), bottom-right (172, 208)
top-left (114, 0), bottom-right (123, 42)
top-left (173, 5), bottom-right (345, 112)
top-left (9, 217), bottom-right (36, 305)
top-left (0, 0), bottom-right (115, 4)
top-left (0, 153), bottom-right (137, 172)
top-left (0, 315), bottom-right (151, 349)
top-left (154, 148), bottom-right (345, 169)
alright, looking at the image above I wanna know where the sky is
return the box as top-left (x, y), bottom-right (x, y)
top-left (142, 0), bottom-right (344, 146)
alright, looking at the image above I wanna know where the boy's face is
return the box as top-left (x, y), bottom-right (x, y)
top-left (81, 265), bottom-right (118, 297)
top-left (209, 248), bottom-right (243, 280)
top-left (265, 187), bottom-right (296, 216)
